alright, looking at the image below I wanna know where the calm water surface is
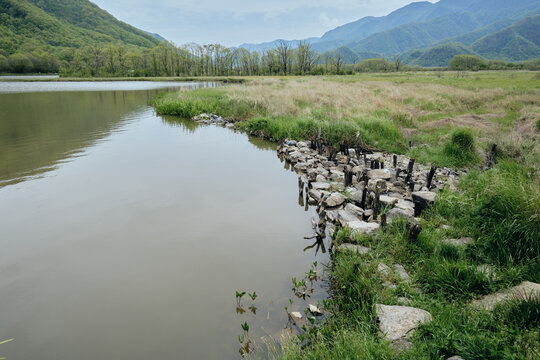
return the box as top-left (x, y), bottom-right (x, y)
top-left (0, 82), bottom-right (327, 359)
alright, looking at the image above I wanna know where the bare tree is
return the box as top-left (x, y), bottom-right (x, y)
top-left (296, 40), bottom-right (318, 74)
top-left (276, 40), bottom-right (290, 75)
top-left (335, 53), bottom-right (344, 74)
top-left (393, 54), bottom-right (403, 72)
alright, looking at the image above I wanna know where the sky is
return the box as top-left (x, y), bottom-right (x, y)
top-left (91, 0), bottom-right (423, 46)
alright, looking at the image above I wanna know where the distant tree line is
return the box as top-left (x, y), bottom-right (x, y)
top-left (2, 41), bottom-right (539, 76)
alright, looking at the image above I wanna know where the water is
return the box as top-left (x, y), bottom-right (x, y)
top-left (0, 82), bottom-right (327, 359)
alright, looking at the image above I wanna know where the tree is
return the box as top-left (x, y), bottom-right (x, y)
top-left (449, 55), bottom-right (486, 71)
top-left (276, 40), bottom-right (290, 75)
top-left (86, 46), bottom-right (104, 76)
top-left (8, 54), bottom-right (33, 73)
top-left (296, 40), bottom-right (318, 74)
top-left (393, 54), bottom-right (402, 72)
top-left (335, 53), bottom-right (344, 75)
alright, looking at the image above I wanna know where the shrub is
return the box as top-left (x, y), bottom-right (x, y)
top-left (449, 55), bottom-right (486, 71)
top-left (443, 128), bottom-right (477, 166)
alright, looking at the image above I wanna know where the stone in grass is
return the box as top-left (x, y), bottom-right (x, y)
top-left (324, 192), bottom-right (345, 208)
top-left (471, 281), bottom-right (540, 311)
top-left (337, 243), bottom-right (370, 255)
top-left (378, 262), bottom-right (392, 277)
top-left (346, 220), bottom-right (380, 235)
top-left (442, 237), bottom-right (473, 247)
top-left (447, 357), bottom-right (465, 360)
top-left (376, 304), bottom-right (432, 352)
top-left (308, 304), bottom-right (323, 316)
top-left (412, 191), bottom-right (436, 215)
top-left (394, 264), bottom-right (411, 283)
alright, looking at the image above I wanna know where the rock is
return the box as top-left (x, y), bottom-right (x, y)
top-left (387, 208), bottom-right (416, 223)
top-left (308, 189), bottom-right (322, 202)
top-left (442, 237), bottom-right (473, 247)
top-left (325, 193), bottom-right (345, 208)
top-left (316, 175), bottom-right (326, 182)
top-left (326, 211), bottom-right (339, 223)
top-left (378, 262), bottom-right (392, 276)
top-left (345, 203), bottom-right (364, 218)
top-left (308, 304), bottom-right (323, 316)
top-left (289, 311), bottom-right (307, 329)
top-left (390, 338), bottom-right (413, 352)
top-left (346, 220), bottom-right (380, 235)
top-left (394, 264), bottom-right (411, 283)
top-left (476, 264), bottom-right (498, 279)
top-left (285, 140), bottom-right (297, 146)
top-left (350, 190), bottom-right (364, 205)
top-left (338, 210), bottom-right (359, 226)
top-left (447, 357), bottom-right (465, 360)
top-left (412, 191), bottom-right (437, 215)
top-left (376, 304), bottom-right (432, 342)
top-left (397, 297), bottom-right (411, 305)
top-left (380, 195), bottom-right (399, 206)
top-left (338, 243), bottom-right (370, 254)
top-left (312, 182), bottom-right (331, 190)
top-left (368, 169), bottom-right (392, 180)
top-left (471, 281), bottom-right (540, 310)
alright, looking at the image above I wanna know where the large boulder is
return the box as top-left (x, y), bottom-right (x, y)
top-left (368, 169), bottom-right (392, 180)
top-left (338, 210), bottom-right (359, 227)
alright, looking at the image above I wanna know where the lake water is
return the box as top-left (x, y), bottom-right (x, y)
top-left (0, 82), bottom-right (327, 359)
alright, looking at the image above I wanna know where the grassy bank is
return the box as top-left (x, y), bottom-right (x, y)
top-left (152, 71), bottom-right (539, 359)
top-left (0, 76), bottom-right (247, 83)
top-left (153, 71), bottom-right (540, 169)
top-left (278, 162), bottom-right (539, 360)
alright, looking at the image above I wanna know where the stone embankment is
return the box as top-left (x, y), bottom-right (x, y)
top-left (277, 139), bottom-right (462, 239)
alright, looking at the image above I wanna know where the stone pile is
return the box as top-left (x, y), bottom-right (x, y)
top-left (278, 139), bottom-right (464, 240)
top-left (192, 113), bottom-right (234, 128)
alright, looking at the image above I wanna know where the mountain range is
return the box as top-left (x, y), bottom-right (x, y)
top-left (240, 0), bottom-right (540, 66)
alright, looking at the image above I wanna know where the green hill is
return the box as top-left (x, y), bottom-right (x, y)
top-left (0, 0), bottom-right (159, 55)
top-left (404, 42), bottom-right (477, 67)
top-left (472, 14), bottom-right (540, 61)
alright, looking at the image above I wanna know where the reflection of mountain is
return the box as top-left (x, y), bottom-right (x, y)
top-left (0, 89), bottom-right (162, 187)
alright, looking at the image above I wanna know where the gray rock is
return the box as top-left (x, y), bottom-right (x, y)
top-left (312, 182), bottom-right (331, 190)
top-left (378, 262), bottom-right (392, 276)
top-left (325, 193), bottom-right (345, 208)
top-left (308, 189), bottom-right (322, 202)
top-left (394, 264), bottom-right (411, 283)
top-left (316, 175), bottom-right (327, 182)
top-left (346, 220), bottom-right (380, 235)
top-left (368, 169), bottom-right (392, 180)
top-left (380, 195), bottom-right (399, 206)
top-left (442, 237), bottom-right (473, 247)
top-left (412, 191), bottom-right (437, 215)
top-left (447, 357), bottom-right (465, 360)
top-left (345, 203), bottom-right (364, 218)
top-left (471, 281), bottom-right (540, 310)
top-left (376, 304), bottom-right (432, 342)
top-left (338, 243), bottom-right (370, 254)
top-left (338, 210), bottom-right (359, 227)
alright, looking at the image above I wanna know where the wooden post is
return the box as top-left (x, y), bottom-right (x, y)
top-left (381, 213), bottom-right (387, 228)
top-left (488, 144), bottom-right (497, 168)
top-left (360, 188), bottom-right (367, 209)
top-left (405, 159), bottom-right (415, 184)
top-left (393, 154), bottom-right (397, 168)
top-left (344, 166), bottom-right (353, 186)
top-left (374, 186), bottom-right (381, 220)
top-left (408, 180), bottom-right (415, 192)
top-left (363, 154), bottom-right (367, 166)
top-left (427, 166), bottom-right (437, 189)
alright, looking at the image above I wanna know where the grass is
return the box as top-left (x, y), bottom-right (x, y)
top-left (274, 161), bottom-right (539, 359)
top-left (154, 72), bottom-right (540, 169)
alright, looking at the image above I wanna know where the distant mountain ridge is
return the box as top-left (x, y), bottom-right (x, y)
top-left (239, 0), bottom-right (540, 65)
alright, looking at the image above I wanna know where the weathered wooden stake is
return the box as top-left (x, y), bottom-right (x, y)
top-left (344, 166), bottom-right (353, 186)
top-left (360, 188), bottom-right (367, 209)
top-left (374, 186), bottom-right (381, 220)
top-left (427, 166), bottom-right (437, 189)
top-left (405, 159), bottom-right (415, 184)
top-left (381, 213), bottom-right (387, 228)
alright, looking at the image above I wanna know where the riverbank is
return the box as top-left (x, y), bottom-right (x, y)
top-left (154, 73), bottom-right (540, 359)
top-left (0, 76), bottom-right (247, 83)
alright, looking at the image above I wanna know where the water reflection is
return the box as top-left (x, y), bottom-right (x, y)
top-left (0, 84), bottom-right (206, 187)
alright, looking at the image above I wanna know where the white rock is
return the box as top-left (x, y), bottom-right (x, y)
top-left (442, 237), bottom-right (473, 246)
top-left (471, 281), bottom-right (540, 310)
top-left (368, 169), bottom-right (392, 180)
top-left (312, 182), bottom-right (331, 190)
top-left (338, 244), bottom-right (370, 254)
top-left (325, 193), bottom-right (345, 207)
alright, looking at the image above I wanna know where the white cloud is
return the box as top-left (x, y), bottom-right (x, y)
top-left (318, 12), bottom-right (340, 29)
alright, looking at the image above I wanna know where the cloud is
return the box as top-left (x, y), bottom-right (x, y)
top-left (318, 12), bottom-right (340, 29)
